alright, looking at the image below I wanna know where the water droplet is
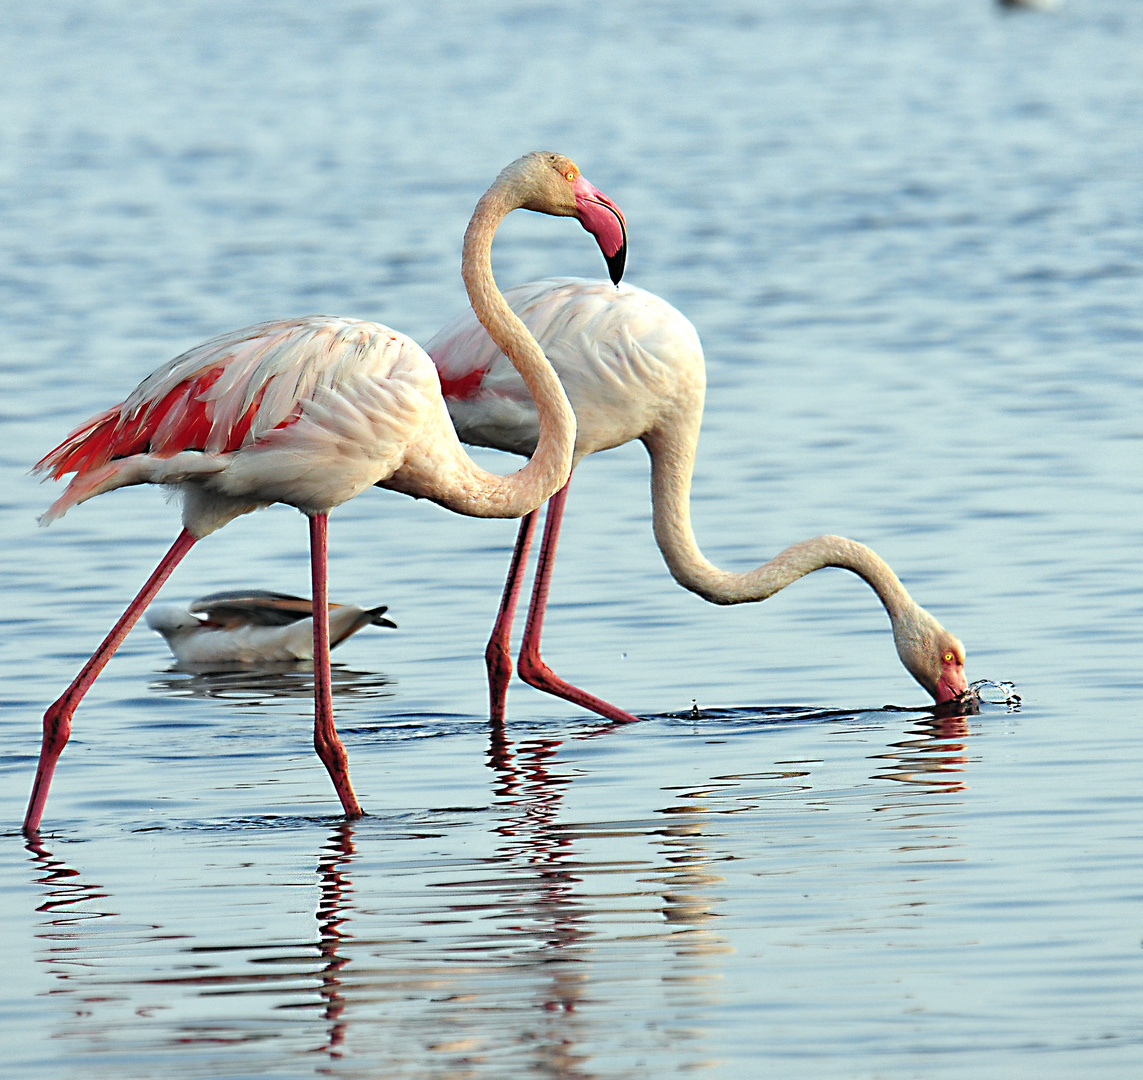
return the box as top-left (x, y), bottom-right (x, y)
top-left (967, 678), bottom-right (1021, 709)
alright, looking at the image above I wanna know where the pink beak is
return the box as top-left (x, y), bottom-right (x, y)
top-left (935, 664), bottom-right (968, 704)
top-left (573, 176), bottom-right (627, 285)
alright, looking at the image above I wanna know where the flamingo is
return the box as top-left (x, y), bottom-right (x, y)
top-left (145, 590), bottom-right (397, 666)
top-left (23, 154), bottom-right (627, 834)
top-left (427, 277), bottom-right (967, 724)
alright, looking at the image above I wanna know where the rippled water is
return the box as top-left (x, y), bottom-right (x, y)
top-left (2, 0), bottom-right (1143, 1076)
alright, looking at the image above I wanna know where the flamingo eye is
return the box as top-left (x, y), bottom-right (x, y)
top-left (566, 171), bottom-right (576, 182)
top-left (943, 652), bottom-right (955, 664)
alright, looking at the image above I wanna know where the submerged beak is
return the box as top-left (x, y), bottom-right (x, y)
top-left (934, 663), bottom-right (968, 704)
top-left (573, 176), bottom-right (628, 285)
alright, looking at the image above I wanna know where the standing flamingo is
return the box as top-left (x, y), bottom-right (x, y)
top-left (23, 155), bottom-right (627, 834)
top-left (427, 277), bottom-right (967, 724)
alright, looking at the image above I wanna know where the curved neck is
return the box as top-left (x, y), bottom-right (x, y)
top-left (436, 185), bottom-right (575, 518)
top-left (644, 421), bottom-right (914, 628)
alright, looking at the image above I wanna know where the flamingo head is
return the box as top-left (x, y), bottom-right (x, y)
top-left (505, 152), bottom-right (628, 285)
top-left (933, 636), bottom-right (969, 704)
top-left (893, 606), bottom-right (968, 705)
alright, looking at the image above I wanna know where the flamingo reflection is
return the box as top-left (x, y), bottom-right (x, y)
top-left (485, 725), bottom-right (592, 1021)
top-left (312, 821), bottom-right (356, 1057)
top-left (494, 717), bottom-right (735, 1073)
top-left (24, 838), bottom-right (117, 1060)
top-left (23, 824), bottom-right (361, 1062)
top-left (871, 708), bottom-right (977, 793)
top-left (487, 718), bottom-right (732, 1024)
top-left (27, 835), bottom-right (112, 925)
top-left (26, 836), bottom-right (116, 1008)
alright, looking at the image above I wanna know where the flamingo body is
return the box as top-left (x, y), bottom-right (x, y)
top-left (39, 317), bottom-right (447, 537)
top-left (433, 277), bottom-right (704, 463)
top-left (146, 591), bottom-right (396, 666)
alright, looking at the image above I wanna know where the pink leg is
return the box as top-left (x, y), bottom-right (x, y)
top-left (516, 484), bottom-right (640, 725)
top-left (309, 513), bottom-right (364, 818)
top-left (24, 528), bottom-right (198, 835)
top-left (485, 511), bottom-right (539, 722)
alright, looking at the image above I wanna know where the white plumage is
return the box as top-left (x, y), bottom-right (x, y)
top-left (432, 277), bottom-right (704, 464)
top-left (39, 317), bottom-right (445, 537)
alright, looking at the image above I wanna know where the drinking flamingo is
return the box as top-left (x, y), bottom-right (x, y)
top-left (145, 590), bottom-right (397, 666)
top-left (23, 155), bottom-right (627, 834)
top-left (428, 277), bottom-right (967, 724)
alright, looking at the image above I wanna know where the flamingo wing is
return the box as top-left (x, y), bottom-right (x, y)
top-left (36, 316), bottom-right (443, 523)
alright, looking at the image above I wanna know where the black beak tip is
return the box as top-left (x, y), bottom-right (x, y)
top-left (606, 241), bottom-right (627, 286)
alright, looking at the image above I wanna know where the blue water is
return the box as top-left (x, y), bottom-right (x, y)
top-left (2, 0), bottom-right (1143, 1076)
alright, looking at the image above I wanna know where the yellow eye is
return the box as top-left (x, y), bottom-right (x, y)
top-left (566, 171), bottom-right (576, 182)
top-left (943, 652), bottom-right (955, 664)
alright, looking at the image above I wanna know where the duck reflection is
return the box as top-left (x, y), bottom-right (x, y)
top-left (148, 663), bottom-right (394, 702)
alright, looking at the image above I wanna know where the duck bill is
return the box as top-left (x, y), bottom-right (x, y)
top-left (573, 176), bottom-right (628, 285)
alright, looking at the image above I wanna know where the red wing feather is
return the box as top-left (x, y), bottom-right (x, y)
top-left (37, 368), bottom-right (285, 479)
top-left (36, 316), bottom-right (402, 485)
top-left (437, 368), bottom-right (486, 401)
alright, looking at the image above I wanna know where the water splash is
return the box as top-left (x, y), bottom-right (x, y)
top-left (967, 679), bottom-right (1022, 709)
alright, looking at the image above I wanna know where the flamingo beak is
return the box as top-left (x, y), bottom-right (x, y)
top-left (573, 176), bottom-right (628, 285)
top-left (935, 661), bottom-right (968, 704)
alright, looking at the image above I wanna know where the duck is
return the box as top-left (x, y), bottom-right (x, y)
top-left (145, 590), bottom-right (396, 665)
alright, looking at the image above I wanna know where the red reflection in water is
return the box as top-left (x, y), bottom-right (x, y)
top-left (313, 821), bottom-right (355, 1056)
top-left (872, 711), bottom-right (976, 793)
top-left (27, 836), bottom-right (113, 923)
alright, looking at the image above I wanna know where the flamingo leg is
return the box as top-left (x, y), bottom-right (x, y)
top-left (485, 510), bottom-right (540, 722)
top-left (24, 527), bottom-right (199, 835)
top-left (515, 483), bottom-right (640, 725)
top-left (309, 513), bottom-right (364, 818)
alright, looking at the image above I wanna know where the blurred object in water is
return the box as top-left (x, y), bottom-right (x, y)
top-left (997, 0), bottom-right (1062, 13)
top-left (146, 590), bottom-right (396, 665)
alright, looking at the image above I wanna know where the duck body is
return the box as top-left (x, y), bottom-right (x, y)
top-left (146, 590), bottom-right (396, 666)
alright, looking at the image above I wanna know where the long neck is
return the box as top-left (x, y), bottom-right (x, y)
top-left (431, 185), bottom-right (575, 518)
top-left (644, 420), bottom-right (915, 629)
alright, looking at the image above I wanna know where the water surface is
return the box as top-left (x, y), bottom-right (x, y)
top-left (2, 1), bottom-right (1143, 1076)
